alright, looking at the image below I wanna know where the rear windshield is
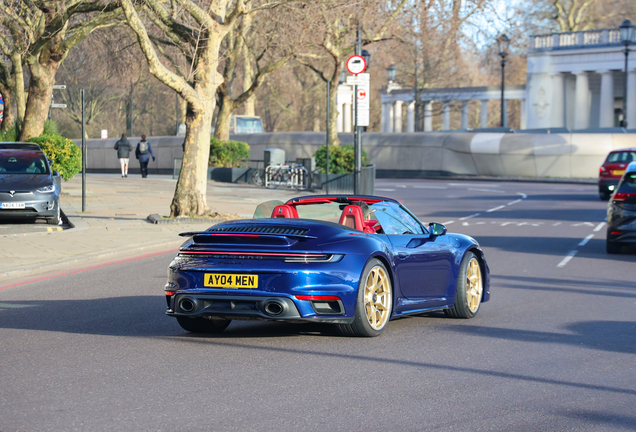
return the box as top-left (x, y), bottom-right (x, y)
top-left (0, 151), bottom-right (49, 174)
top-left (606, 152), bottom-right (636, 163)
top-left (617, 172), bottom-right (636, 193)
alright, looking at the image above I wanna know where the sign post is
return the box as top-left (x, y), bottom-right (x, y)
top-left (346, 29), bottom-right (367, 194)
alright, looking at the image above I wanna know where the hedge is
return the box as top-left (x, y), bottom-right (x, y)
top-left (314, 144), bottom-right (369, 174)
top-left (209, 137), bottom-right (250, 168)
top-left (28, 134), bottom-right (82, 181)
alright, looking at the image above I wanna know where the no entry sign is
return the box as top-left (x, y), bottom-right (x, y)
top-left (346, 55), bottom-right (367, 75)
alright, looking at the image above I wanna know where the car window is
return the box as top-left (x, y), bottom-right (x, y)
top-left (617, 172), bottom-right (636, 193)
top-left (0, 152), bottom-right (49, 174)
top-left (370, 202), bottom-right (426, 235)
top-left (606, 152), bottom-right (636, 163)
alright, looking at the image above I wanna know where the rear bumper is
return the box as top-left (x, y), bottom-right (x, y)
top-left (599, 179), bottom-right (620, 193)
top-left (166, 294), bottom-right (354, 324)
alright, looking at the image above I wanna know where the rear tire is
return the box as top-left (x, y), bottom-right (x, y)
top-left (252, 169), bottom-right (263, 186)
top-left (176, 317), bottom-right (231, 333)
top-left (606, 240), bottom-right (621, 254)
top-left (339, 259), bottom-right (392, 337)
top-left (445, 252), bottom-right (483, 319)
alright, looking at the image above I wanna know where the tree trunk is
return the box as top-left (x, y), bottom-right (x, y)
top-left (11, 54), bottom-right (26, 125)
top-left (20, 59), bottom-right (58, 140)
top-left (328, 74), bottom-right (340, 146)
top-left (170, 100), bottom-right (214, 217)
top-left (214, 96), bottom-right (234, 142)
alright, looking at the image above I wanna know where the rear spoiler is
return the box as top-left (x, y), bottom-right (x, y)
top-left (179, 231), bottom-right (317, 240)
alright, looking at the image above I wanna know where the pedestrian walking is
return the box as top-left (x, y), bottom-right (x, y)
top-left (114, 133), bottom-right (132, 178)
top-left (135, 134), bottom-right (155, 178)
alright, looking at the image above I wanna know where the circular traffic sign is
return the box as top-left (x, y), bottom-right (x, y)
top-left (346, 55), bottom-right (367, 75)
top-left (357, 88), bottom-right (367, 100)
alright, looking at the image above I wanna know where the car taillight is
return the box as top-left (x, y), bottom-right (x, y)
top-left (612, 192), bottom-right (631, 201)
top-left (165, 291), bottom-right (175, 296)
top-left (599, 166), bottom-right (606, 173)
top-left (295, 295), bottom-right (341, 301)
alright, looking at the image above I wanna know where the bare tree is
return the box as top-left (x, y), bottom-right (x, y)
top-left (294, 0), bottom-right (407, 145)
top-left (122, 0), bottom-right (285, 217)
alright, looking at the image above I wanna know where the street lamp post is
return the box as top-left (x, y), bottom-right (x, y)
top-left (497, 34), bottom-right (510, 128)
top-left (620, 19), bottom-right (635, 128)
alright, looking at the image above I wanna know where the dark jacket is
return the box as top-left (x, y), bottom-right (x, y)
top-left (114, 137), bottom-right (132, 158)
top-left (135, 140), bottom-right (156, 163)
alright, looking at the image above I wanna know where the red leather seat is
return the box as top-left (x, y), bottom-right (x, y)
top-left (271, 204), bottom-right (299, 218)
top-left (339, 205), bottom-right (364, 231)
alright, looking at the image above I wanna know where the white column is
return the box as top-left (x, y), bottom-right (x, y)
top-left (574, 71), bottom-right (590, 130)
top-left (381, 103), bottom-right (389, 132)
top-left (480, 100), bottom-right (488, 128)
top-left (389, 103), bottom-right (395, 133)
top-left (599, 70), bottom-right (614, 128)
top-left (406, 101), bottom-right (415, 132)
top-left (461, 101), bottom-right (469, 129)
top-left (393, 100), bottom-right (403, 133)
top-left (550, 72), bottom-right (565, 128)
top-left (343, 103), bottom-right (352, 133)
top-left (520, 99), bottom-right (527, 130)
top-left (627, 70), bottom-right (636, 129)
top-left (442, 102), bottom-right (451, 131)
top-left (336, 104), bottom-right (344, 132)
top-left (424, 101), bottom-right (433, 131)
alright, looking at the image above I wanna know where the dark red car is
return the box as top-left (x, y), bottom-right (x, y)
top-left (599, 148), bottom-right (636, 200)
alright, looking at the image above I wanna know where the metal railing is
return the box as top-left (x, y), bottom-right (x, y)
top-left (531, 28), bottom-right (633, 52)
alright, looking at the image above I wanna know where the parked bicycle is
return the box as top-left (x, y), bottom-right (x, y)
top-left (264, 163), bottom-right (309, 190)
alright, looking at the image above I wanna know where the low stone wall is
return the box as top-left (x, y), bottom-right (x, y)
top-left (76, 131), bottom-right (635, 179)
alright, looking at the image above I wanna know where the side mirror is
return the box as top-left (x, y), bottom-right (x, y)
top-left (53, 170), bottom-right (60, 177)
top-left (429, 222), bottom-right (447, 236)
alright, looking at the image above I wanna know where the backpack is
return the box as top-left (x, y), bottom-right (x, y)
top-left (138, 140), bottom-right (149, 154)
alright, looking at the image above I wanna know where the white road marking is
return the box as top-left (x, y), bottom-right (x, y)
top-left (459, 213), bottom-right (481, 220)
top-left (501, 222), bottom-right (514, 226)
top-left (442, 221), bottom-right (454, 225)
top-left (553, 222), bottom-right (562, 226)
top-left (448, 183), bottom-right (500, 187)
top-left (462, 222), bottom-right (470, 226)
top-left (594, 222), bottom-right (606, 232)
top-left (468, 188), bottom-right (506, 193)
top-left (578, 234), bottom-right (594, 246)
top-left (573, 222), bottom-right (595, 227)
top-left (517, 193), bottom-right (528, 199)
top-left (413, 185), bottom-right (447, 189)
top-left (397, 185), bottom-right (407, 188)
top-left (476, 222), bottom-right (486, 225)
top-left (507, 199), bottom-right (522, 205)
top-left (557, 250), bottom-right (578, 268)
top-left (375, 188), bottom-right (396, 192)
top-left (486, 205), bottom-right (506, 213)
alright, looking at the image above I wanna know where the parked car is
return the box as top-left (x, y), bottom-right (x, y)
top-left (606, 161), bottom-right (636, 254)
top-left (599, 148), bottom-right (636, 200)
top-left (229, 115), bottom-right (263, 134)
top-left (0, 142), bottom-right (62, 225)
top-left (164, 195), bottom-right (490, 337)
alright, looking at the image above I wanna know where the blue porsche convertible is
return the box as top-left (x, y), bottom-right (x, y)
top-left (165, 195), bottom-right (490, 337)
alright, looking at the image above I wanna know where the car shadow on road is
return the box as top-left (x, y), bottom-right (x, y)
top-left (0, 296), bottom-right (340, 338)
top-left (445, 320), bottom-right (636, 355)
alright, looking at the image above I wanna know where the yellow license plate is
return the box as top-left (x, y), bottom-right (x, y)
top-left (613, 170), bottom-right (625, 176)
top-left (204, 273), bottom-right (258, 289)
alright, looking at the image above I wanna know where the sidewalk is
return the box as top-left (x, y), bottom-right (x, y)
top-left (0, 174), bottom-right (306, 283)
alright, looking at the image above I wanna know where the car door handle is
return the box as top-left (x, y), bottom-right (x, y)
top-left (397, 253), bottom-right (408, 260)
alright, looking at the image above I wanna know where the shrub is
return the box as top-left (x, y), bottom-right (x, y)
top-left (28, 134), bottom-right (82, 181)
top-left (0, 121), bottom-right (20, 142)
top-left (209, 137), bottom-right (250, 167)
top-left (314, 144), bottom-right (369, 174)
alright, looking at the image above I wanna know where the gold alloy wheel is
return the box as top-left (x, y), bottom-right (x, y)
top-left (466, 257), bottom-right (483, 313)
top-left (363, 265), bottom-right (391, 330)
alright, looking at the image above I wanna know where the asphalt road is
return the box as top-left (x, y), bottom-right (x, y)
top-left (1, 179), bottom-right (635, 432)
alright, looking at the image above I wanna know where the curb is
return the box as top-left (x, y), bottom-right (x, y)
top-left (146, 214), bottom-right (227, 224)
top-left (61, 202), bottom-right (90, 231)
